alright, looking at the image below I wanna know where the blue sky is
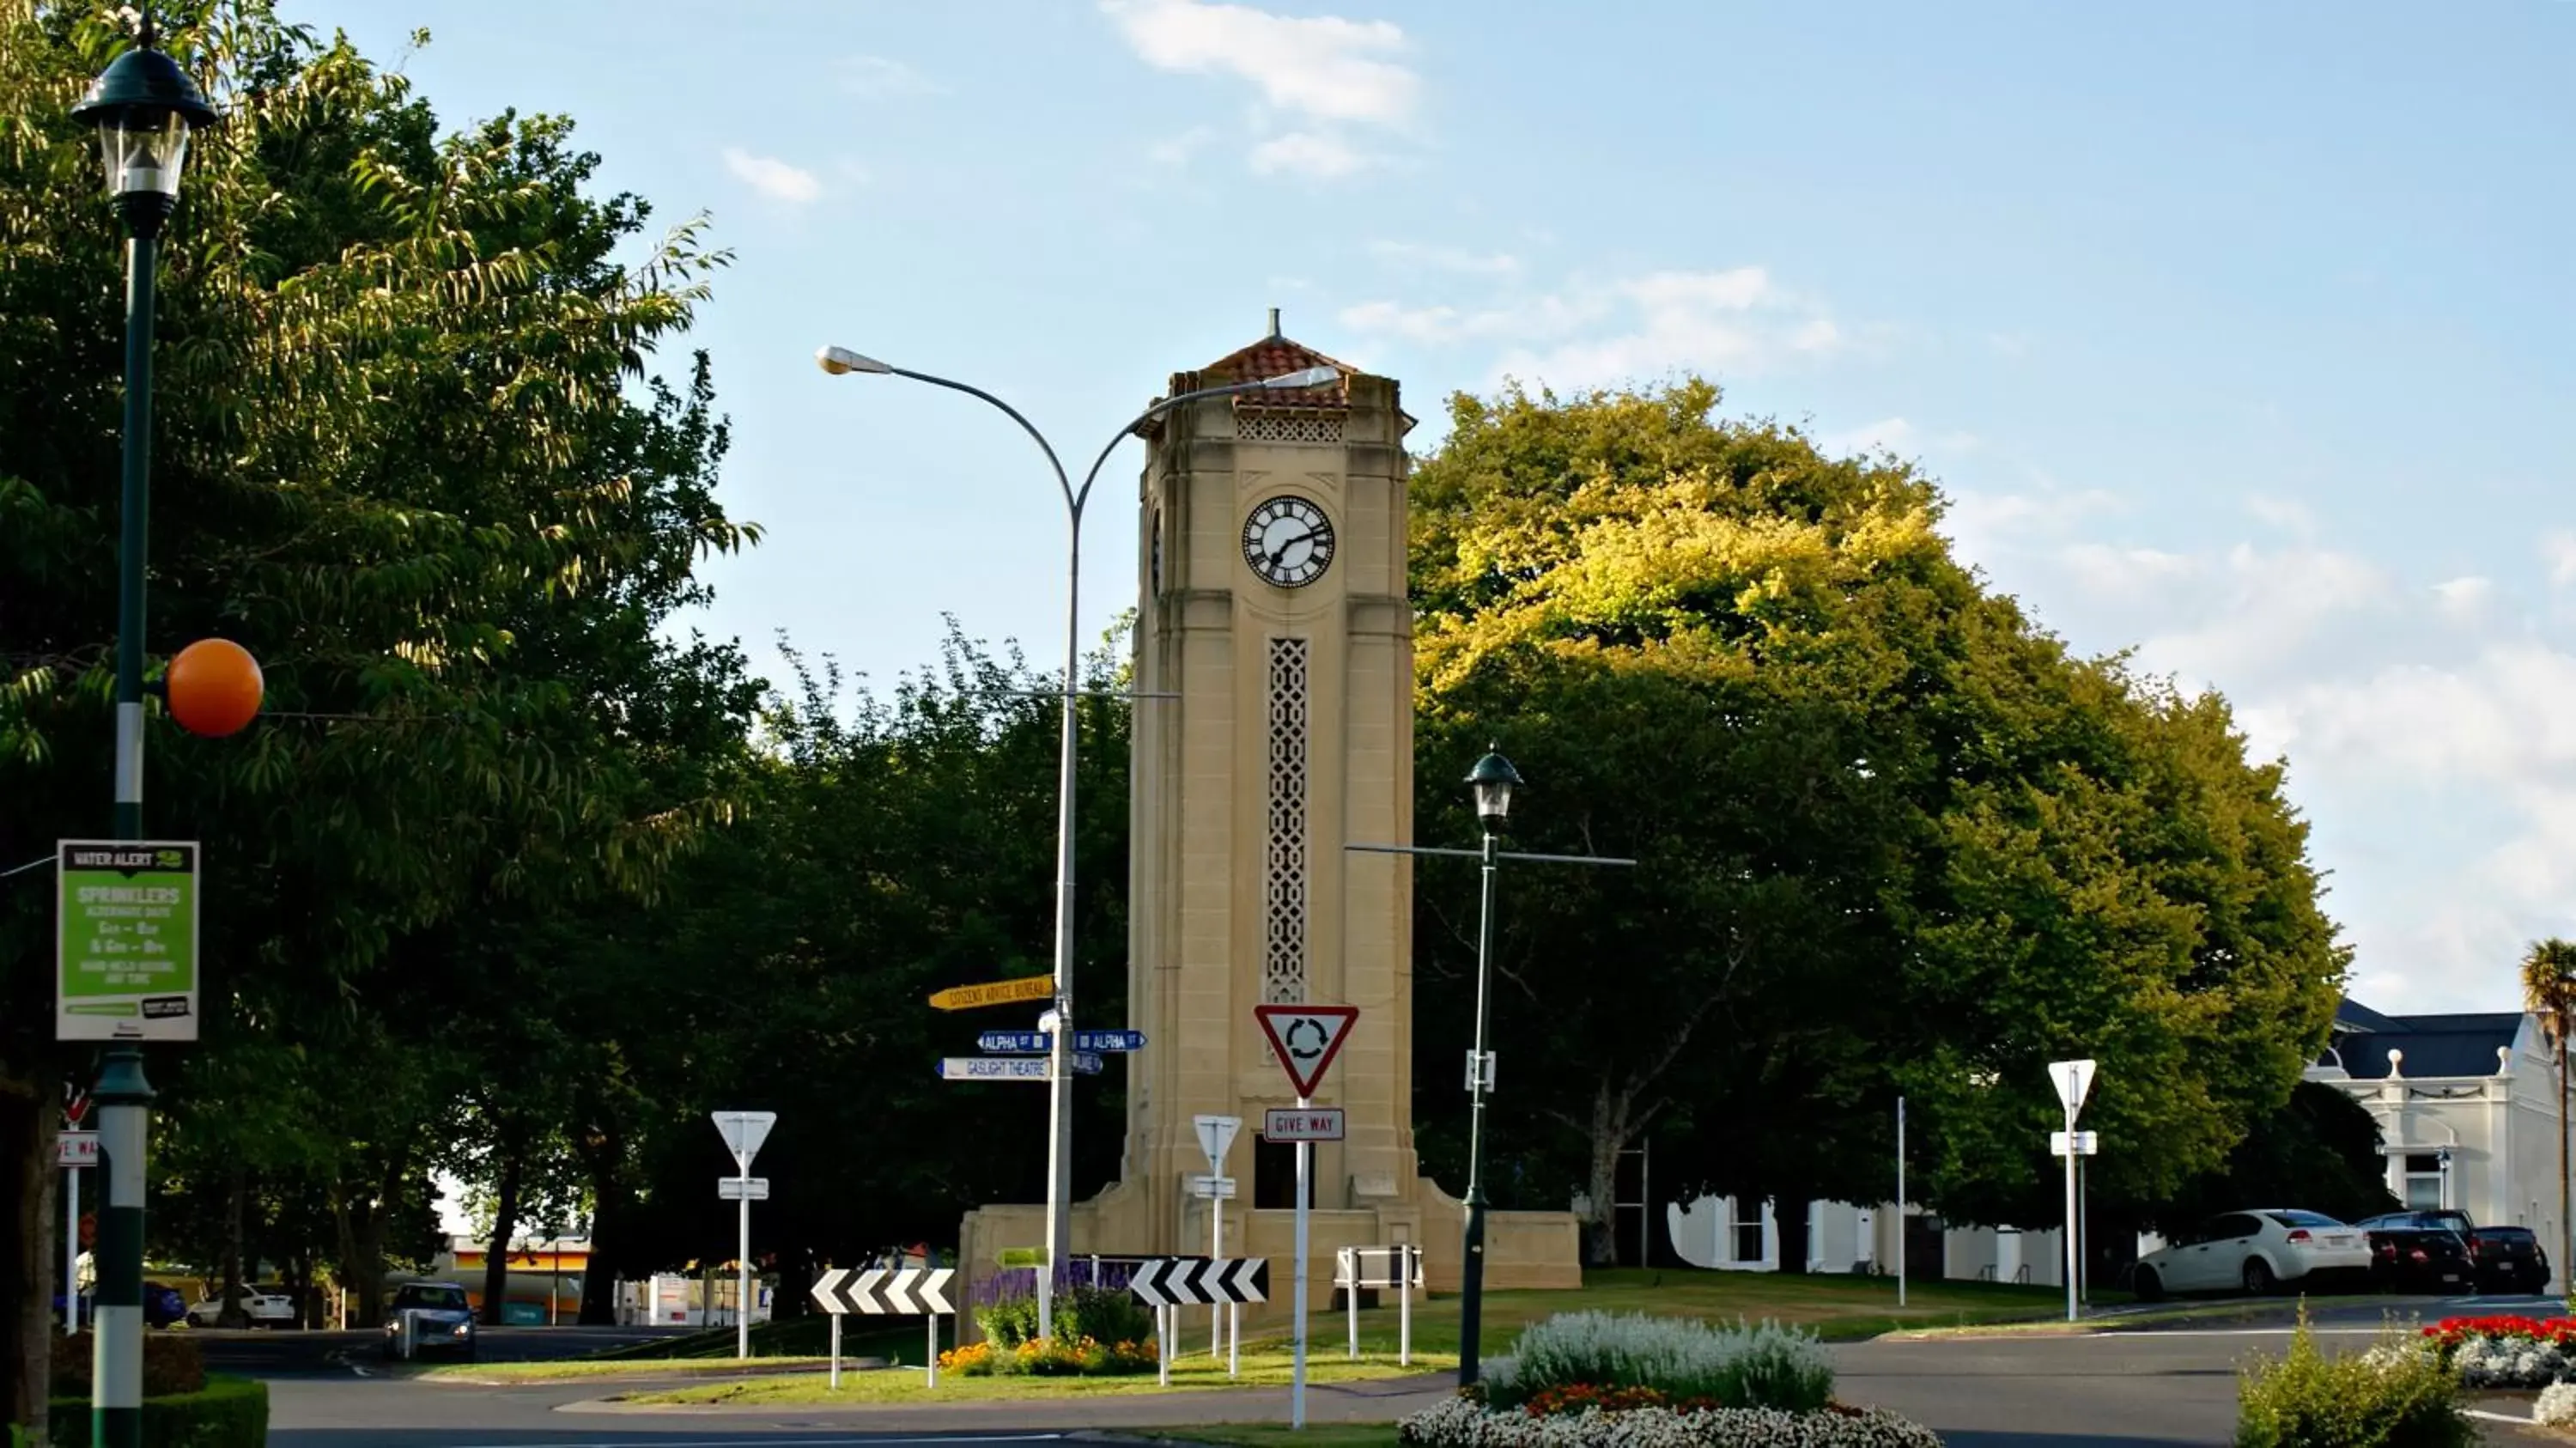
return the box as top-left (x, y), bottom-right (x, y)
top-left (317, 0), bottom-right (2575, 1016)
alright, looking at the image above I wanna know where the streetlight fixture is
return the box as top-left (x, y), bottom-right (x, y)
top-left (816, 342), bottom-right (1337, 1338)
top-left (1457, 747), bottom-right (1522, 1387)
top-left (70, 15), bottom-right (222, 1448)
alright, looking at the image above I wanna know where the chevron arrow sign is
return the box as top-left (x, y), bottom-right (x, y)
top-left (1128, 1256), bottom-right (1268, 1307)
top-left (810, 1266), bottom-right (956, 1316)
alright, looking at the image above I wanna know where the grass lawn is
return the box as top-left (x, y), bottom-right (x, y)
top-left (624, 1348), bottom-right (1455, 1406)
top-left (1329, 1268), bottom-right (2076, 1353)
top-left (414, 1356), bottom-right (841, 1384)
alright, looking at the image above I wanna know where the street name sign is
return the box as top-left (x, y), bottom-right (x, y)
top-left (56, 840), bottom-right (199, 1042)
top-left (1253, 1005), bottom-right (1358, 1098)
top-left (1188, 1174), bottom-right (1237, 1199)
top-left (2048, 1130), bottom-right (2099, 1157)
top-left (937, 1054), bottom-right (1106, 1081)
top-left (928, 975), bottom-right (1054, 1011)
top-left (977, 1028), bottom-right (1148, 1054)
top-left (718, 1177), bottom-right (770, 1200)
top-left (57, 1131), bottom-right (97, 1168)
top-left (1262, 1107), bottom-right (1346, 1142)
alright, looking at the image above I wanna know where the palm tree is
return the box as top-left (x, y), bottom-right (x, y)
top-left (2520, 938), bottom-right (2576, 1298)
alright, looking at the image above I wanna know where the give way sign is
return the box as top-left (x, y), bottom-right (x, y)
top-left (1254, 1005), bottom-right (1358, 1098)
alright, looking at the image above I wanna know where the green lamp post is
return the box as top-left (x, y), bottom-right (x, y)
top-left (70, 17), bottom-right (218, 1448)
top-left (1456, 748), bottom-right (1523, 1386)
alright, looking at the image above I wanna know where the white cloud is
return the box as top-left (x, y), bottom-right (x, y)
top-left (2245, 495), bottom-right (2318, 535)
top-left (722, 148), bottom-right (823, 204)
top-left (1100, 0), bottom-right (1417, 122)
top-left (838, 54), bottom-right (943, 99)
top-left (1339, 264), bottom-right (1862, 391)
top-left (1249, 130), bottom-right (1368, 179)
top-left (2543, 531), bottom-right (2576, 587)
top-left (1956, 483), bottom-right (2576, 1014)
top-left (1369, 240), bottom-right (1520, 276)
top-left (1101, 0), bottom-right (1417, 180)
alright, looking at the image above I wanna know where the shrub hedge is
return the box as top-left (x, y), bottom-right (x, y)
top-left (2237, 1313), bottom-right (2470, 1448)
top-left (46, 1373), bottom-right (267, 1448)
top-left (48, 1334), bottom-right (206, 1397)
top-left (1482, 1313), bottom-right (1834, 1415)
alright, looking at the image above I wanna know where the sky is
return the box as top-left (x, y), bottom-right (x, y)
top-left (312, 0), bottom-right (2576, 1020)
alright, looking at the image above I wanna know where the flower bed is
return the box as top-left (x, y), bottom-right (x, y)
top-left (2418, 1314), bottom-right (2576, 1390)
top-left (1399, 1312), bottom-right (1939, 1447)
top-left (935, 1335), bottom-right (1157, 1377)
top-left (1399, 1395), bottom-right (1941, 1447)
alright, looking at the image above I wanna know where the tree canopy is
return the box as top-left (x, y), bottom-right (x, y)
top-left (1403, 380), bottom-right (2348, 1262)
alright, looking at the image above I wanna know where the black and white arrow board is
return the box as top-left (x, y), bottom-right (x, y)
top-left (1129, 1256), bottom-right (1268, 1306)
top-left (810, 1267), bottom-right (956, 1316)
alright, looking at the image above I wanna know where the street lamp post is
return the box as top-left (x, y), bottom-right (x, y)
top-left (1456, 751), bottom-right (1520, 1388)
top-left (70, 19), bottom-right (218, 1448)
top-left (815, 345), bottom-right (1336, 1337)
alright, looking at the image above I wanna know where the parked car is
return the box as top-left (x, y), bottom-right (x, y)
top-left (382, 1281), bottom-right (476, 1360)
top-left (2355, 1210), bottom-right (2551, 1294)
top-left (184, 1288), bottom-right (296, 1328)
top-left (2357, 1220), bottom-right (2473, 1293)
top-left (2129, 1209), bottom-right (2372, 1299)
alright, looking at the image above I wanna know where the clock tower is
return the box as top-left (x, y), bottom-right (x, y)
top-left (957, 318), bottom-right (1578, 1317)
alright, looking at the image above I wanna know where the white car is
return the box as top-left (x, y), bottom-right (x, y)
top-left (2130, 1208), bottom-right (2373, 1299)
top-left (185, 1290), bottom-right (296, 1327)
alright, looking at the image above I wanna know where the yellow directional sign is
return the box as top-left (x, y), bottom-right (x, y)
top-left (927, 974), bottom-right (1055, 1011)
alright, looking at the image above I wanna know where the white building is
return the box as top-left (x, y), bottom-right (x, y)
top-left (2308, 1000), bottom-right (2572, 1275)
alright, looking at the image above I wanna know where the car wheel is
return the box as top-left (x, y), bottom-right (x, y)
top-left (2132, 1266), bottom-right (2166, 1302)
top-left (2244, 1258), bottom-right (2275, 1296)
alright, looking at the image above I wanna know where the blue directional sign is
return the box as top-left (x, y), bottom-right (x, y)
top-left (978, 1030), bottom-right (1049, 1054)
top-left (978, 1030), bottom-right (1145, 1055)
top-left (1075, 1030), bottom-right (1147, 1054)
top-left (941, 1052), bottom-right (1108, 1080)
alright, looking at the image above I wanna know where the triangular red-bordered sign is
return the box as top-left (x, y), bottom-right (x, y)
top-left (1254, 1004), bottom-right (1358, 1098)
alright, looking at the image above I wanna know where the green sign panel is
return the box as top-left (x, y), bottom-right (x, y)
top-left (56, 840), bottom-right (199, 1043)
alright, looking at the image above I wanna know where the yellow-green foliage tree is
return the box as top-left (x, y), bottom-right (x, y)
top-left (1406, 380), bottom-right (2345, 1265)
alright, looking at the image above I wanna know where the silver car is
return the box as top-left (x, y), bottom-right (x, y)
top-left (382, 1281), bottom-right (477, 1360)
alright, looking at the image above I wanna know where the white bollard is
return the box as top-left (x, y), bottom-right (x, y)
top-left (829, 1313), bottom-right (842, 1390)
top-left (1400, 1245), bottom-right (1413, 1366)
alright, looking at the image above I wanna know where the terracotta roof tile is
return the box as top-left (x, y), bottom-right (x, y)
top-left (1194, 333), bottom-right (1352, 409)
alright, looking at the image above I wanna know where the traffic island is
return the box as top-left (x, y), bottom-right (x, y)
top-left (614, 1348), bottom-right (1455, 1407)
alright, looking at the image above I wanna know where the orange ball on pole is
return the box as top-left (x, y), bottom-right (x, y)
top-left (166, 638), bottom-right (264, 738)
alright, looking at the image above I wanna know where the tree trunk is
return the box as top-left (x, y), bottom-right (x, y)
top-left (481, 1135), bottom-right (526, 1327)
top-left (1581, 1080), bottom-right (1631, 1268)
top-left (575, 1121), bottom-right (623, 1326)
top-left (350, 1166), bottom-right (395, 1327)
top-left (217, 1166), bottom-right (248, 1328)
top-left (3, 1081), bottom-right (58, 1444)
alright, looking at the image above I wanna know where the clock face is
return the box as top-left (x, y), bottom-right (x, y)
top-left (1242, 496), bottom-right (1335, 588)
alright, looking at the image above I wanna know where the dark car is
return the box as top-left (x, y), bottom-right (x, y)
top-left (382, 1282), bottom-right (476, 1360)
top-left (2464, 1225), bottom-right (2551, 1294)
top-left (2355, 1211), bottom-right (2551, 1294)
top-left (2354, 1212), bottom-right (2473, 1293)
top-left (54, 1284), bottom-right (185, 1329)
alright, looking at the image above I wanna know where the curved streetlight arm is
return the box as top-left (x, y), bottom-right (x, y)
top-left (878, 367), bottom-right (1078, 515)
top-left (1072, 377), bottom-right (1290, 522)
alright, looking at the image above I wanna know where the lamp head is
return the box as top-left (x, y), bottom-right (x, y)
top-left (816, 344), bottom-right (892, 376)
top-left (70, 38), bottom-right (220, 204)
top-left (1465, 747), bottom-right (1523, 830)
top-left (1259, 364), bottom-right (1342, 390)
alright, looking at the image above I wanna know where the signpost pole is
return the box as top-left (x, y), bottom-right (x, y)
top-left (2062, 1104), bottom-right (2078, 1323)
top-left (64, 1161), bottom-right (80, 1335)
top-left (1400, 1244), bottom-right (1413, 1366)
top-left (1345, 1249), bottom-right (1358, 1360)
top-left (927, 1311), bottom-right (939, 1389)
top-left (829, 1311), bottom-right (842, 1390)
top-left (1896, 1095), bottom-right (1906, 1309)
top-left (737, 1154), bottom-right (753, 1359)
top-left (1293, 1092), bottom-right (1310, 1431)
top-left (1210, 1146), bottom-right (1224, 1362)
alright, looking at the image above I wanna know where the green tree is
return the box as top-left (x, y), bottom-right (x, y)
top-left (2520, 937), bottom-right (2576, 1282)
top-left (1405, 380), bottom-right (2347, 1264)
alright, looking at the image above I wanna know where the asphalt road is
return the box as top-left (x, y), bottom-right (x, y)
top-left (246, 1294), bottom-right (2568, 1447)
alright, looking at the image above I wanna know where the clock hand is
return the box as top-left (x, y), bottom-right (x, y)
top-left (1267, 527), bottom-right (1312, 566)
